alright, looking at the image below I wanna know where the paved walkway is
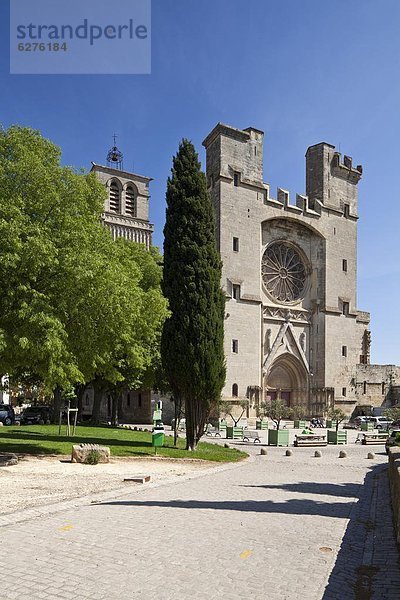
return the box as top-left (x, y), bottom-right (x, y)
top-left (0, 443), bottom-right (399, 600)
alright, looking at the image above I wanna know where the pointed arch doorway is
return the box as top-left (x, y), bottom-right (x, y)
top-left (264, 353), bottom-right (308, 408)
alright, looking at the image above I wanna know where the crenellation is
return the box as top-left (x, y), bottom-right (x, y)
top-left (204, 121), bottom-right (397, 418)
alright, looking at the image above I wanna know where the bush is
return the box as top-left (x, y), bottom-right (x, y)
top-left (84, 449), bottom-right (101, 465)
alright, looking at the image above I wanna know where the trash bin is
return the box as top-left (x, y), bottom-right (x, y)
top-left (152, 424), bottom-right (165, 449)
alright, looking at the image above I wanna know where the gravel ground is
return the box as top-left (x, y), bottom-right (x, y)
top-left (0, 455), bottom-right (213, 515)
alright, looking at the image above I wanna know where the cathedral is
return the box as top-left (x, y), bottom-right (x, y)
top-left (82, 128), bottom-right (400, 424)
top-left (203, 123), bottom-right (400, 418)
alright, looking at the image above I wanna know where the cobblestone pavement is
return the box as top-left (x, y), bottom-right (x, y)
top-left (0, 442), bottom-right (399, 600)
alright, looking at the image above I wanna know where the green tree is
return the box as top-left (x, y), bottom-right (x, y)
top-left (383, 407), bottom-right (400, 422)
top-left (0, 126), bottom-right (168, 421)
top-left (0, 125), bottom-right (107, 394)
top-left (161, 139), bottom-right (226, 450)
top-left (262, 399), bottom-right (293, 430)
top-left (326, 407), bottom-right (346, 432)
top-left (291, 405), bottom-right (307, 421)
top-left (219, 399), bottom-right (249, 427)
top-left (77, 238), bottom-right (168, 425)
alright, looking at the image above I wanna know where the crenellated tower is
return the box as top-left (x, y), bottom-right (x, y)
top-left (203, 123), bottom-right (370, 417)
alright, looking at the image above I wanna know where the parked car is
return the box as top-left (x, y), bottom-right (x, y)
top-left (386, 429), bottom-right (400, 454)
top-left (367, 416), bottom-right (393, 430)
top-left (352, 416), bottom-right (369, 427)
top-left (19, 406), bottom-right (51, 425)
top-left (0, 404), bottom-right (15, 425)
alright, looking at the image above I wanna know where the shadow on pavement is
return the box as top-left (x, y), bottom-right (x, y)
top-left (322, 463), bottom-right (400, 600)
top-left (95, 497), bottom-right (356, 518)
top-left (238, 481), bottom-right (362, 498)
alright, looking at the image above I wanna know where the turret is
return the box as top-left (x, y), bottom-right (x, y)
top-left (306, 142), bottom-right (362, 216)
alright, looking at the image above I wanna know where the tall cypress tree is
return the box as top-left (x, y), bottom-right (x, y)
top-left (162, 139), bottom-right (226, 450)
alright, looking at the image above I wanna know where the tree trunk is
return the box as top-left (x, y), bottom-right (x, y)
top-left (91, 379), bottom-right (104, 425)
top-left (185, 397), bottom-right (210, 451)
top-left (173, 395), bottom-right (184, 446)
top-left (117, 391), bottom-right (123, 424)
top-left (233, 409), bottom-right (246, 427)
top-left (52, 386), bottom-right (63, 424)
top-left (111, 390), bottom-right (118, 427)
top-left (111, 389), bottom-right (123, 427)
top-left (185, 398), bottom-right (195, 451)
top-left (75, 383), bottom-right (86, 422)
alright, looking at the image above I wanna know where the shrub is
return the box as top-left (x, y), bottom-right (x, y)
top-left (85, 450), bottom-right (101, 465)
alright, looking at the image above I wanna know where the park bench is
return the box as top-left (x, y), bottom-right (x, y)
top-left (205, 424), bottom-right (222, 437)
top-left (361, 432), bottom-right (388, 445)
top-left (243, 430), bottom-right (262, 444)
top-left (294, 434), bottom-right (327, 447)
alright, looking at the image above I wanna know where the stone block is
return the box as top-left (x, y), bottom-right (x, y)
top-left (123, 475), bottom-right (151, 484)
top-left (71, 444), bottom-right (110, 464)
top-left (0, 453), bottom-right (18, 467)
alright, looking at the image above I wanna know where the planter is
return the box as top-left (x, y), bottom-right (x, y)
top-left (268, 428), bottom-right (289, 447)
top-left (325, 420), bottom-right (338, 429)
top-left (360, 422), bottom-right (374, 432)
top-left (294, 420), bottom-right (307, 429)
top-left (256, 420), bottom-right (269, 430)
top-left (327, 430), bottom-right (347, 445)
top-left (226, 426), bottom-right (244, 439)
top-left (218, 420), bottom-right (227, 434)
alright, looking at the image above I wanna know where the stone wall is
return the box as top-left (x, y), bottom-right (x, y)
top-left (356, 364), bottom-right (400, 408)
top-left (388, 447), bottom-right (400, 544)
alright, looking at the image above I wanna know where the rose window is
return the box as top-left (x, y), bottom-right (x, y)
top-left (262, 242), bottom-right (307, 303)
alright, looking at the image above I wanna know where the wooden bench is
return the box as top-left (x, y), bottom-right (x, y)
top-left (361, 432), bottom-right (388, 445)
top-left (243, 430), bottom-right (262, 444)
top-left (205, 425), bottom-right (222, 438)
top-left (294, 434), bottom-right (327, 447)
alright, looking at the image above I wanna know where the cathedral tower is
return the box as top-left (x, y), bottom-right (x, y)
top-left (203, 123), bottom-right (369, 417)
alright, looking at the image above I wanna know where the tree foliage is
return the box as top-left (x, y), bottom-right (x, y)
top-left (0, 126), bottom-right (168, 416)
top-left (161, 139), bottom-right (226, 450)
top-left (219, 399), bottom-right (248, 427)
top-left (384, 407), bottom-right (400, 422)
top-left (291, 405), bottom-right (307, 421)
top-left (261, 399), bottom-right (293, 430)
top-left (326, 407), bottom-right (346, 432)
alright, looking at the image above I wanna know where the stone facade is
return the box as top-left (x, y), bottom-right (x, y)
top-left (80, 386), bottom-right (153, 424)
top-left (91, 163), bottom-right (153, 248)
top-left (203, 123), bottom-right (397, 417)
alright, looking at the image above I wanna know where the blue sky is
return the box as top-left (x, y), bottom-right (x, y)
top-left (1, 0), bottom-right (400, 364)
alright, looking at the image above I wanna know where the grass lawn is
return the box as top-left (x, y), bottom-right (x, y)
top-left (0, 425), bottom-right (247, 462)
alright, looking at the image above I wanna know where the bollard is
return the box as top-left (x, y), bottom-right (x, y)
top-left (339, 450), bottom-right (347, 459)
top-left (314, 450), bottom-right (322, 458)
top-left (285, 449), bottom-right (293, 457)
top-left (260, 448), bottom-right (267, 456)
top-left (367, 452), bottom-right (375, 460)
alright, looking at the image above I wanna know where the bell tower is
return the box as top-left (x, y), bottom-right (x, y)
top-left (91, 136), bottom-right (154, 248)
